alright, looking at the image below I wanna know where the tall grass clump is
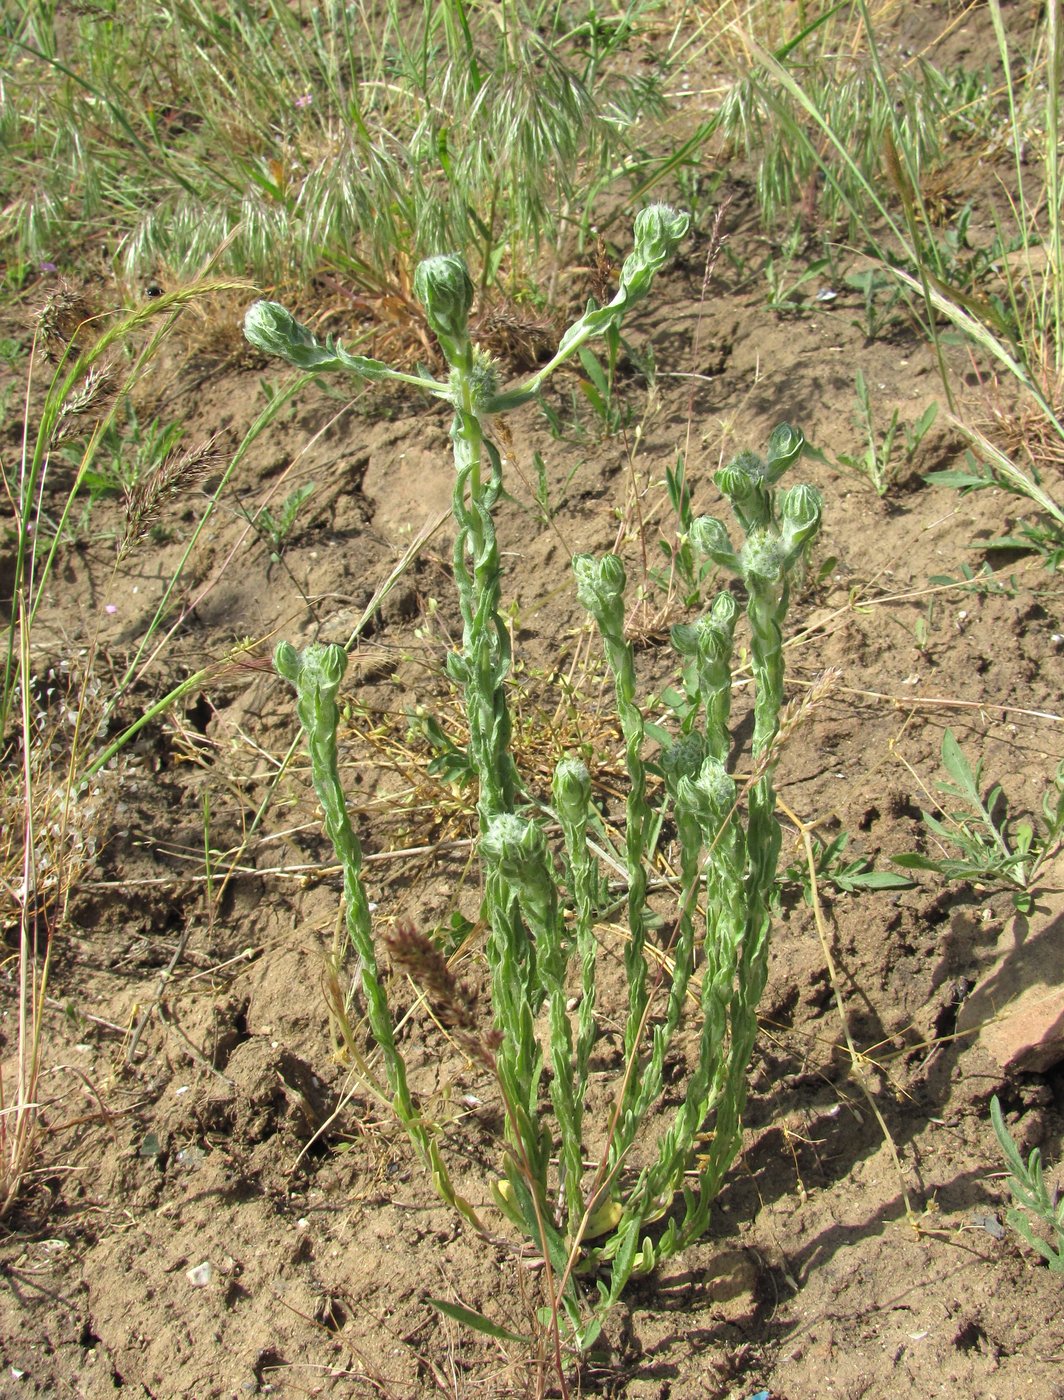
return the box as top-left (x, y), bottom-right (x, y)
top-left (705, 0), bottom-right (1064, 527)
top-left (246, 206), bottom-right (823, 1355)
top-left (3, 0), bottom-right (668, 300)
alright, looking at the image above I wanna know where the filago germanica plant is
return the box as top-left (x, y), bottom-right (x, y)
top-left (244, 206), bottom-right (823, 1352)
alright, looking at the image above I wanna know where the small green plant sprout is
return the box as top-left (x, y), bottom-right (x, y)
top-left (821, 370), bottom-right (938, 496)
top-left (893, 730), bottom-right (1064, 914)
top-left (926, 447), bottom-right (1064, 572)
top-left (96, 405), bottom-right (185, 495)
top-left (654, 451), bottom-right (715, 609)
top-left (845, 267), bottom-right (905, 342)
top-left (991, 1096), bottom-right (1064, 1273)
top-left (536, 331), bottom-right (641, 446)
top-left (779, 830), bottom-right (915, 906)
top-left (249, 210), bottom-right (819, 1351)
top-left (763, 243), bottom-right (832, 315)
top-left (529, 448), bottom-right (582, 526)
top-left (251, 481), bottom-right (317, 559)
top-left (406, 706), bottom-right (477, 790)
top-left (575, 340), bottom-right (627, 438)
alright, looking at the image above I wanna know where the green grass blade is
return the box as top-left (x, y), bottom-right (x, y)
top-left (426, 1298), bottom-right (528, 1345)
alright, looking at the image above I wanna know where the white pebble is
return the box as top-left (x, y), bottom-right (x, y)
top-left (186, 1261), bottom-right (213, 1288)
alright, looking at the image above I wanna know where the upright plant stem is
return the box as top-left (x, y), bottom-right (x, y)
top-left (274, 642), bottom-right (481, 1229)
top-left (573, 555), bottom-right (652, 1169)
top-left (448, 399), bottom-right (517, 829)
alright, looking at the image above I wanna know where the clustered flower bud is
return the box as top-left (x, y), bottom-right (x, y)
top-left (690, 515), bottom-right (738, 571)
top-left (553, 757), bottom-right (592, 828)
top-left (275, 639), bottom-right (347, 695)
top-left (662, 732), bottom-right (706, 790)
top-left (573, 552), bottom-right (627, 615)
top-left (414, 253), bottom-right (475, 365)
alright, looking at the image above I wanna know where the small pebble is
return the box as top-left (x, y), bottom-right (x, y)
top-left (186, 1261), bottom-right (213, 1288)
top-left (970, 1211), bottom-right (1005, 1239)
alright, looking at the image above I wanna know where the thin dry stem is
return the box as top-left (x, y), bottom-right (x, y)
top-left (777, 795), bottom-right (920, 1228)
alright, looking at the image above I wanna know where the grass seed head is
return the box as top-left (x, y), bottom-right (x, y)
top-left (53, 364), bottom-right (118, 443)
top-left (119, 437), bottom-right (225, 559)
top-left (383, 920), bottom-right (499, 1067)
top-left (35, 281), bottom-right (95, 361)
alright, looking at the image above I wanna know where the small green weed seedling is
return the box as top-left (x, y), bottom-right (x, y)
top-left (827, 370), bottom-right (938, 496)
top-left (989, 518), bottom-right (1064, 573)
top-left (894, 730), bottom-right (1064, 913)
top-left (763, 238), bottom-right (832, 314)
top-left (529, 448), bottom-right (582, 525)
top-left (845, 268), bottom-right (904, 343)
top-left (653, 452), bottom-right (716, 609)
top-left (780, 830), bottom-right (915, 906)
top-left (576, 340), bottom-right (627, 438)
top-left (927, 449), bottom-right (1064, 572)
top-left (991, 1096), bottom-right (1064, 1273)
top-left (537, 328), bottom-right (644, 445)
top-left (927, 561), bottom-right (1017, 598)
top-left (247, 208), bottom-right (824, 1363)
top-left (251, 481), bottom-right (317, 559)
top-left (85, 403), bottom-right (185, 497)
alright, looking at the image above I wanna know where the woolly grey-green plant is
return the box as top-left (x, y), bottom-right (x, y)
top-left (246, 210), bottom-right (824, 1348)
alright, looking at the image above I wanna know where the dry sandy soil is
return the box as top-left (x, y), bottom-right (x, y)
top-left (2, 10), bottom-right (1064, 1398)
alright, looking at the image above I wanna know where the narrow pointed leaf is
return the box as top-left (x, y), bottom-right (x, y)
top-left (427, 1298), bottom-right (529, 1345)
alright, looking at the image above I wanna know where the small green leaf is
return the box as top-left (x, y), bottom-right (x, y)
top-left (925, 466), bottom-right (994, 491)
top-left (890, 853), bottom-right (941, 871)
top-left (838, 869), bottom-right (917, 891)
top-left (941, 729), bottom-right (981, 802)
top-left (578, 378), bottom-right (607, 415)
top-left (427, 1298), bottom-right (528, 1345)
top-left (82, 469), bottom-right (122, 495)
top-left (912, 402), bottom-right (939, 437)
top-left (578, 346), bottom-right (610, 397)
top-left (576, 1316), bottom-right (603, 1351)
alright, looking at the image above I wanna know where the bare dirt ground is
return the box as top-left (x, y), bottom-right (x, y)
top-left (2, 12), bottom-right (1064, 1398)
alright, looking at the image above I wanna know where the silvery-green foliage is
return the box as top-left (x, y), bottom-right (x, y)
top-left (245, 301), bottom-right (391, 380)
top-left (567, 426), bottom-right (821, 1316)
top-left (243, 300), bottom-right (443, 392)
top-left (248, 213), bottom-right (822, 1347)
